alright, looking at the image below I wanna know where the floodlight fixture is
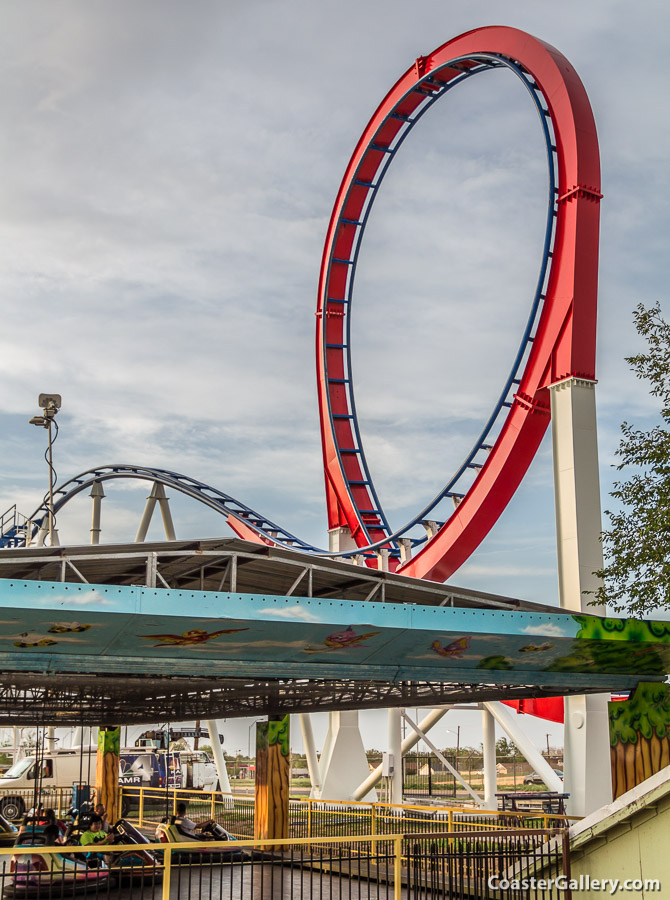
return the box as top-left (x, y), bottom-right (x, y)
top-left (38, 394), bottom-right (61, 411)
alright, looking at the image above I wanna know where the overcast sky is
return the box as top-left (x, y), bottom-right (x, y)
top-left (0, 0), bottom-right (668, 752)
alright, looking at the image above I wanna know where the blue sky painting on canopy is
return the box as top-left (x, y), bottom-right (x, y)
top-left (0, 580), bottom-right (667, 692)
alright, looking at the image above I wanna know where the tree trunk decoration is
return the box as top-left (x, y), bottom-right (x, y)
top-left (254, 715), bottom-right (290, 842)
top-left (609, 682), bottom-right (670, 799)
top-left (96, 726), bottom-right (120, 822)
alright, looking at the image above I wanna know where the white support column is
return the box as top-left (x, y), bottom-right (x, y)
top-left (482, 708), bottom-right (497, 808)
top-left (35, 520), bottom-right (48, 547)
top-left (36, 518), bottom-right (58, 546)
top-left (328, 527), bottom-right (357, 553)
top-left (89, 481), bottom-right (104, 545)
top-left (550, 377), bottom-right (612, 816)
top-left (145, 552), bottom-right (157, 588)
top-left (387, 708), bottom-right (403, 806)
top-left (376, 550), bottom-right (389, 572)
top-left (46, 726), bottom-right (56, 753)
top-left (156, 483), bottom-right (176, 541)
top-left (298, 714), bottom-right (322, 798)
top-left (484, 702), bottom-right (562, 793)
top-left (136, 484), bottom-right (159, 543)
top-left (353, 707), bottom-right (450, 801)
top-left (135, 482), bottom-right (175, 542)
top-left (206, 720), bottom-right (232, 796)
top-left (550, 377), bottom-right (605, 613)
top-left (563, 694), bottom-right (612, 813)
top-left (318, 711), bottom-right (376, 801)
top-left (422, 521), bottom-right (440, 540)
top-left (398, 539), bottom-right (413, 564)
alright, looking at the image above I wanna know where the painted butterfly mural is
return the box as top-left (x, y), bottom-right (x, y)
top-left (431, 636), bottom-right (471, 659)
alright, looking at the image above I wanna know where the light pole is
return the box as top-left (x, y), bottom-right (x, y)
top-left (29, 394), bottom-right (61, 547)
top-left (445, 726), bottom-right (461, 756)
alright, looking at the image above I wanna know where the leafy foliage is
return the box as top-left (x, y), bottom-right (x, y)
top-left (593, 303), bottom-right (670, 615)
top-left (495, 737), bottom-right (521, 758)
top-left (609, 681), bottom-right (670, 745)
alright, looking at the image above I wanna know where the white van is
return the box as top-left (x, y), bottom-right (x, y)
top-left (0, 747), bottom-right (220, 819)
top-left (0, 749), bottom-right (96, 820)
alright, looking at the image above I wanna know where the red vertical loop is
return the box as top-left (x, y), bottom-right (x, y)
top-left (316, 26), bottom-right (600, 581)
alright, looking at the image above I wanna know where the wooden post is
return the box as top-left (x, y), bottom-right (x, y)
top-left (254, 714), bottom-right (290, 841)
top-left (96, 726), bottom-right (120, 823)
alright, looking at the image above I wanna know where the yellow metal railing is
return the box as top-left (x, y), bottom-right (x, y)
top-left (0, 787), bottom-right (73, 821)
top-left (120, 786), bottom-right (580, 840)
top-left (0, 828), bottom-right (570, 900)
top-left (121, 787), bottom-right (246, 832)
top-left (0, 835), bottom-right (408, 900)
top-left (296, 797), bottom-right (580, 836)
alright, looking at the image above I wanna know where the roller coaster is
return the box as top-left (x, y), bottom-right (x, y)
top-left (0, 26), bottom-right (601, 586)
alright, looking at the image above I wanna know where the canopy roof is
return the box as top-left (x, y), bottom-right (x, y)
top-left (0, 540), bottom-right (666, 725)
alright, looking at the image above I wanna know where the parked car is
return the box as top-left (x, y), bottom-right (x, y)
top-left (523, 769), bottom-right (563, 785)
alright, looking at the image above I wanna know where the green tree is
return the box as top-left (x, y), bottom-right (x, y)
top-left (495, 737), bottom-right (520, 758)
top-left (593, 303), bottom-right (670, 615)
top-left (0, 738), bottom-right (13, 768)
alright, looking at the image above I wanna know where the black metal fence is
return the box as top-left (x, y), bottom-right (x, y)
top-left (0, 787), bottom-right (72, 822)
top-left (402, 754), bottom-right (564, 799)
top-left (404, 830), bottom-right (567, 899)
top-left (0, 829), bottom-right (569, 899)
top-left (120, 788), bottom-right (574, 844)
top-left (290, 802), bottom-right (569, 840)
top-left (121, 787), bottom-right (257, 836)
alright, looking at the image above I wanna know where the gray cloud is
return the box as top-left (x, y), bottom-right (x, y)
top-left (0, 0), bottom-right (667, 609)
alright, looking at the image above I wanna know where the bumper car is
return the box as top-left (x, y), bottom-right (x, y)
top-left (62, 813), bottom-right (162, 886)
top-left (3, 832), bottom-right (110, 897)
top-left (108, 819), bottom-right (162, 884)
top-left (155, 818), bottom-right (246, 863)
top-left (0, 815), bottom-right (18, 848)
